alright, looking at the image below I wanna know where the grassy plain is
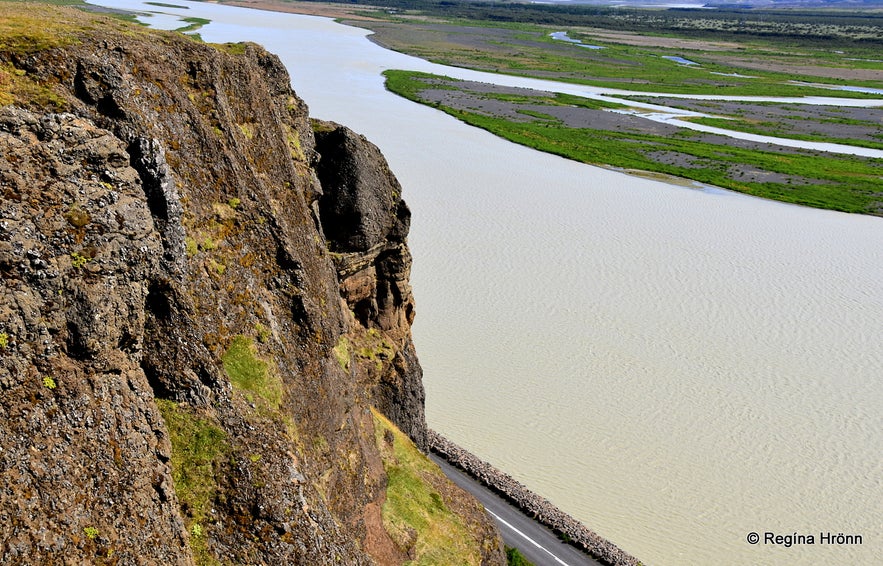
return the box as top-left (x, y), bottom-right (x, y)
top-left (198, 2), bottom-right (883, 98)
top-left (620, 96), bottom-right (883, 150)
top-left (350, 8), bottom-right (883, 97)
top-left (333, 0), bottom-right (883, 216)
top-left (226, 0), bottom-right (882, 214)
top-left (385, 70), bottom-right (883, 215)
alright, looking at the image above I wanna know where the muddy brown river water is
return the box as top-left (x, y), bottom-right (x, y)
top-left (89, 2), bottom-right (883, 564)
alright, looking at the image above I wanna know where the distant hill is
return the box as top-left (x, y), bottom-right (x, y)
top-left (551, 0), bottom-right (883, 7)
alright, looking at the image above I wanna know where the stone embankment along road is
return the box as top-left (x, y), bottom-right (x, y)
top-left (429, 430), bottom-right (642, 566)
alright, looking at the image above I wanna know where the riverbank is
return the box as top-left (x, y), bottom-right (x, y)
top-left (223, 0), bottom-right (380, 21)
top-left (208, 2), bottom-right (883, 217)
top-left (82, 3), bottom-right (883, 563)
top-left (384, 70), bottom-right (883, 216)
top-left (429, 430), bottom-right (642, 566)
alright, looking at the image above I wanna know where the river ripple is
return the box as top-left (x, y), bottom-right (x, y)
top-left (88, 2), bottom-right (883, 564)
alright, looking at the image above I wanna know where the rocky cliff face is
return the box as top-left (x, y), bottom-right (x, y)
top-left (313, 122), bottom-right (426, 451)
top-left (0, 5), bottom-right (502, 564)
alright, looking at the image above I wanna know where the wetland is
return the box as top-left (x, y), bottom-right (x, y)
top-left (384, 70), bottom-right (883, 215)
top-left (79, 1), bottom-right (883, 564)
top-left (291, 0), bottom-right (883, 214)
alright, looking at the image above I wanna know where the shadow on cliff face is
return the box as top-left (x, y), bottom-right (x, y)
top-left (0, 4), bottom-right (502, 565)
top-left (313, 120), bottom-right (427, 451)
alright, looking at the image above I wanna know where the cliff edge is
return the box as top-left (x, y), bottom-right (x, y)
top-left (0, 4), bottom-right (503, 564)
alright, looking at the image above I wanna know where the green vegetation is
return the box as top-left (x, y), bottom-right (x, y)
top-left (310, 118), bottom-right (337, 134)
top-left (212, 42), bottom-right (246, 56)
top-left (684, 116), bottom-right (883, 151)
top-left (185, 236), bottom-right (199, 257)
top-left (334, 328), bottom-right (395, 373)
top-left (440, 37), bottom-right (850, 97)
top-left (254, 322), bottom-right (271, 344)
top-left (222, 335), bottom-right (283, 410)
top-left (70, 251), bottom-right (90, 269)
top-left (332, 335), bottom-right (351, 371)
top-left (334, 0), bottom-right (883, 46)
top-left (42, 376), bottom-right (57, 389)
top-left (506, 546), bottom-right (535, 566)
top-left (352, 4), bottom-right (883, 98)
top-left (0, 61), bottom-right (66, 109)
top-left (0, 2), bottom-right (88, 53)
top-left (65, 204), bottom-right (90, 228)
top-left (353, 328), bottom-right (394, 370)
top-left (199, 236), bottom-right (216, 251)
top-left (1, 0), bottom-right (86, 8)
top-left (385, 70), bottom-right (883, 216)
top-left (0, 332), bottom-right (8, 349)
top-left (175, 17), bottom-right (210, 34)
top-left (0, 2), bottom-right (172, 108)
top-left (207, 257), bottom-right (226, 275)
top-left (83, 526), bottom-right (99, 540)
top-left (373, 409), bottom-right (483, 565)
top-left (146, 1), bottom-right (189, 8)
top-left (155, 399), bottom-right (228, 566)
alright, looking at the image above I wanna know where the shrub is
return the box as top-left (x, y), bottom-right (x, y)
top-left (506, 546), bottom-right (535, 566)
top-left (70, 252), bottom-right (90, 269)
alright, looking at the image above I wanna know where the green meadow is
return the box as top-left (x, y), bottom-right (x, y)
top-left (384, 70), bottom-right (883, 216)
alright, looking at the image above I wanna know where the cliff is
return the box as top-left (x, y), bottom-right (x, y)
top-left (0, 4), bottom-right (503, 564)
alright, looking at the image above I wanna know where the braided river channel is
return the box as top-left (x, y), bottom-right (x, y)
top-left (90, 2), bottom-right (883, 563)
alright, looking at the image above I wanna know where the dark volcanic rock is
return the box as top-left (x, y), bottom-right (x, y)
top-left (314, 123), bottom-right (410, 253)
top-left (0, 5), bottom-right (501, 565)
top-left (0, 107), bottom-right (188, 565)
top-left (314, 121), bottom-right (426, 450)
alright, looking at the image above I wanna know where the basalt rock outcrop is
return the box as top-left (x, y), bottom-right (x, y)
top-left (0, 5), bottom-right (503, 564)
top-left (313, 122), bottom-right (425, 451)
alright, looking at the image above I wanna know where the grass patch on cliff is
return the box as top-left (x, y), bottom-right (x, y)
top-left (372, 409), bottom-right (483, 565)
top-left (354, 328), bottom-right (395, 370)
top-left (155, 399), bottom-right (228, 566)
top-left (338, 328), bottom-right (395, 373)
top-left (0, 3), bottom-right (162, 109)
top-left (0, 3), bottom-right (88, 54)
top-left (333, 335), bottom-right (351, 371)
top-left (0, 61), bottom-right (67, 109)
top-left (212, 41), bottom-right (247, 56)
top-left (222, 335), bottom-right (283, 411)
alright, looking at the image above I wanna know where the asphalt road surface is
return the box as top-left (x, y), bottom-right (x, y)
top-left (431, 455), bottom-right (605, 566)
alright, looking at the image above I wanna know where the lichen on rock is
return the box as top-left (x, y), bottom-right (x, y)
top-left (0, 4), bottom-right (503, 565)
top-left (313, 120), bottom-right (426, 451)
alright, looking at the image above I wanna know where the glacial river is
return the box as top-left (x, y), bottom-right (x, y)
top-left (89, 2), bottom-right (883, 564)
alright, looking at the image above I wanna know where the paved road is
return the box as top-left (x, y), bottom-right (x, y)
top-left (431, 455), bottom-right (605, 566)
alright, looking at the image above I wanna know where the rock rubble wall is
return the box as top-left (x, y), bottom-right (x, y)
top-left (429, 430), bottom-right (642, 566)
